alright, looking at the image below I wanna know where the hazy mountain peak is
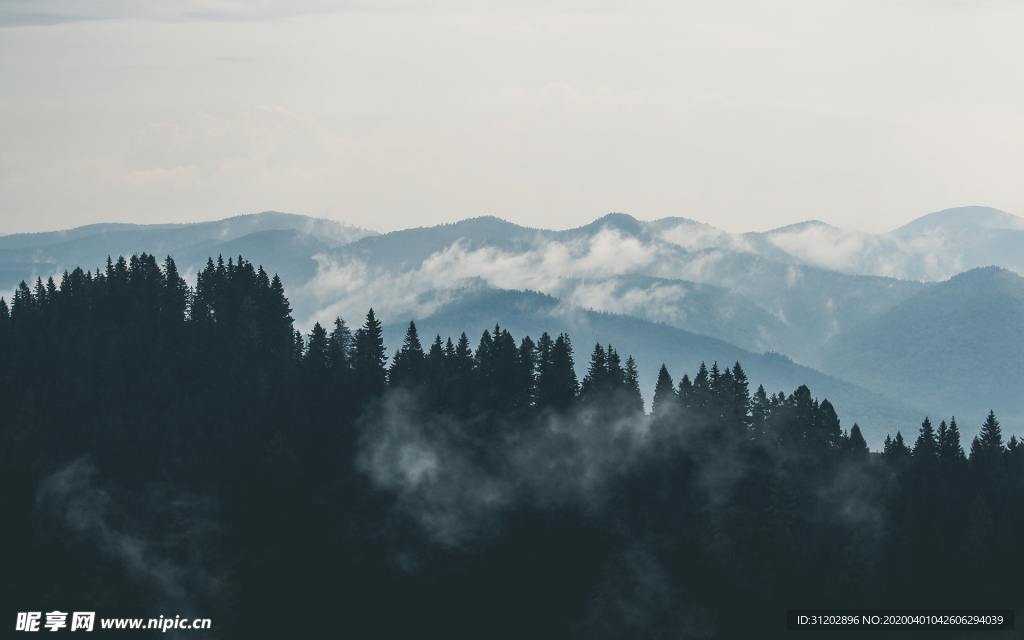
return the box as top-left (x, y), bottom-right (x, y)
top-left (892, 205), bottom-right (1024, 235)
top-left (763, 219), bottom-right (837, 234)
top-left (448, 215), bottom-right (526, 230)
top-left (572, 212), bottom-right (645, 235)
top-left (648, 216), bottom-right (716, 229)
top-left (942, 265), bottom-right (1023, 291)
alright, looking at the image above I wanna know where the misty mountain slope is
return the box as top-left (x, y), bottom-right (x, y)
top-left (652, 206), bottom-right (1024, 281)
top-left (0, 211), bottom-right (375, 292)
top-left (314, 212), bottom-right (926, 362)
top-left (335, 216), bottom-right (547, 271)
top-left (383, 287), bottom-right (922, 447)
top-left (0, 222), bottom-right (181, 251)
top-left (891, 205), bottom-right (1024, 236)
top-left (742, 220), bottom-right (904, 276)
top-left (821, 266), bottom-right (1024, 428)
top-left (544, 273), bottom-right (790, 354)
top-left (174, 229), bottom-right (332, 284)
top-left (744, 206), bottom-right (1024, 280)
top-left (659, 248), bottom-right (926, 362)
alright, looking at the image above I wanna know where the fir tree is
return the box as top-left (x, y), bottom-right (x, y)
top-left (581, 343), bottom-right (608, 398)
top-left (939, 417), bottom-right (966, 464)
top-left (816, 399), bottom-right (842, 451)
top-left (328, 318), bottom-right (354, 371)
top-left (516, 336), bottom-right (537, 409)
top-left (354, 308), bottom-right (387, 398)
top-left (970, 411), bottom-right (1004, 463)
top-left (913, 417), bottom-right (938, 461)
top-left (750, 384), bottom-right (770, 437)
top-left (623, 356), bottom-right (644, 415)
top-left (883, 431), bottom-right (910, 460)
top-left (847, 424), bottom-right (869, 457)
top-left (537, 333), bottom-right (577, 410)
top-left (305, 322), bottom-right (330, 372)
top-left (389, 321), bottom-right (426, 388)
top-left (652, 364), bottom-right (676, 417)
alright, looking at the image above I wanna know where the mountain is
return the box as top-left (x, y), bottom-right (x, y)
top-left (891, 205), bottom-right (1024, 236)
top-left (6, 206), bottom-right (1023, 441)
top-left (820, 266), bottom-right (1024, 427)
top-left (644, 206), bottom-right (1024, 282)
top-left (543, 273), bottom-right (790, 354)
top-left (743, 206), bottom-right (1024, 281)
top-left (336, 216), bottom-right (544, 271)
top-left (319, 212), bottom-right (925, 362)
top-left (0, 211), bottom-right (375, 294)
top-left (383, 287), bottom-right (921, 447)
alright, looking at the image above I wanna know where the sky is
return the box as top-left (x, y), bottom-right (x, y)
top-left (1, 0), bottom-right (1022, 235)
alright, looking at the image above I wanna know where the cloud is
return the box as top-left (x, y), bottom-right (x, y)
top-left (357, 389), bottom-right (651, 546)
top-left (761, 222), bottom-right (971, 280)
top-left (658, 220), bottom-right (754, 254)
top-left (561, 280), bottom-right (692, 327)
top-left (300, 228), bottom-right (671, 326)
top-left (35, 458), bottom-right (226, 612)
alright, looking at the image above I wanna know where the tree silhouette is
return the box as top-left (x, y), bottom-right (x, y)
top-left (3, 251), bottom-right (1023, 639)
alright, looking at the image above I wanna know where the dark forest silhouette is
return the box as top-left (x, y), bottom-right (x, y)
top-left (1, 254), bottom-right (1022, 638)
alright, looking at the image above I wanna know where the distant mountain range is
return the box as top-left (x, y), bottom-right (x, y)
top-left (3, 205), bottom-right (1022, 446)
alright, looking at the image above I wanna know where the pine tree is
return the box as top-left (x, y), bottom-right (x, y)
top-left (427, 334), bottom-right (445, 374)
top-left (354, 308), bottom-right (387, 398)
top-left (750, 384), bottom-right (770, 438)
top-left (305, 322), bottom-right (330, 372)
top-left (389, 321), bottom-right (426, 388)
top-left (692, 362), bottom-right (712, 411)
top-left (938, 417), bottom-right (966, 464)
top-left (491, 327), bottom-right (520, 411)
top-left (265, 274), bottom-right (294, 358)
top-left (677, 374), bottom-right (693, 412)
top-left (537, 333), bottom-right (577, 410)
top-left (162, 256), bottom-right (188, 322)
top-left (970, 411), bottom-right (1004, 463)
top-left (606, 346), bottom-right (624, 389)
top-left (729, 362), bottom-right (752, 432)
top-left (452, 332), bottom-right (474, 382)
top-left (913, 417), bottom-right (938, 461)
top-left (847, 423), bottom-right (869, 457)
top-left (449, 332), bottom-right (475, 413)
top-left (328, 318), bottom-right (354, 371)
top-left (816, 399), bottom-right (842, 450)
top-left (623, 356), bottom-right (644, 415)
top-left (969, 411), bottom-right (1006, 496)
top-left (652, 364), bottom-right (676, 417)
top-left (883, 431), bottom-right (910, 460)
top-left (516, 336), bottom-right (537, 409)
top-left (581, 343), bottom-right (608, 399)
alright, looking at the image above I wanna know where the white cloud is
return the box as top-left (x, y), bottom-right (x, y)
top-left (300, 228), bottom-right (671, 326)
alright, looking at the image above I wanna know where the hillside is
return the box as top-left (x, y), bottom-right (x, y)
top-left (821, 266), bottom-right (1024, 426)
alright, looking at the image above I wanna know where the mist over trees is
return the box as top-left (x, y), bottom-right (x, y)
top-left (1, 254), bottom-right (1022, 638)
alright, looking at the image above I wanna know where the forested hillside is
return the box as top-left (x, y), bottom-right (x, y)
top-left (1, 254), bottom-right (1022, 638)
top-left (822, 267), bottom-right (1024, 426)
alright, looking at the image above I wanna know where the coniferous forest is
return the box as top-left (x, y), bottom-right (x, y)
top-left (2, 253), bottom-right (1023, 639)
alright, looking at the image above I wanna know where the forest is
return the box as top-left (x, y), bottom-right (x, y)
top-left (1, 253), bottom-right (1022, 638)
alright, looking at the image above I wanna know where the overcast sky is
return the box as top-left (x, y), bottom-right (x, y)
top-left (1, 0), bottom-right (1022, 235)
